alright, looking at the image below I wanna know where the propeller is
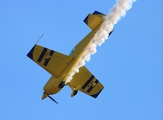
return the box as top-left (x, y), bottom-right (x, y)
top-left (42, 92), bottom-right (58, 104)
top-left (48, 95), bottom-right (58, 104)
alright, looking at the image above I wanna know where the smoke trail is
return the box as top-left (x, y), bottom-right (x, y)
top-left (66, 0), bottom-right (136, 83)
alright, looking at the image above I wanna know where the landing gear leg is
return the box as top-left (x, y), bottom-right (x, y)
top-left (58, 81), bottom-right (65, 88)
top-left (68, 84), bottom-right (81, 97)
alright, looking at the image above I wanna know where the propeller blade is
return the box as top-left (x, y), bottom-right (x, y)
top-left (48, 95), bottom-right (58, 104)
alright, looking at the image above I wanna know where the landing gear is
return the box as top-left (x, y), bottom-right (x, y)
top-left (70, 85), bottom-right (81, 97)
top-left (71, 90), bottom-right (78, 97)
top-left (58, 81), bottom-right (65, 88)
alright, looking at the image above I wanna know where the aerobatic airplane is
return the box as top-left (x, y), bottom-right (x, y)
top-left (27, 11), bottom-right (114, 104)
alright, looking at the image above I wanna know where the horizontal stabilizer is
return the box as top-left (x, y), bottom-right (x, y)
top-left (83, 10), bottom-right (106, 30)
top-left (93, 11), bottom-right (103, 15)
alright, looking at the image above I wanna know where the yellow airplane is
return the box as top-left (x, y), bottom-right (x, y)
top-left (27, 11), bottom-right (114, 104)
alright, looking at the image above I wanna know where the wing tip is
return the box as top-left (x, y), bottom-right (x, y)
top-left (91, 88), bottom-right (104, 98)
top-left (27, 45), bottom-right (35, 60)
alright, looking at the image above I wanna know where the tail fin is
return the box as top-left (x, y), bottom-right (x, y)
top-left (83, 10), bottom-right (106, 30)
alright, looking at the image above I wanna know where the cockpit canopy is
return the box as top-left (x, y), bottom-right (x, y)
top-left (69, 47), bottom-right (75, 55)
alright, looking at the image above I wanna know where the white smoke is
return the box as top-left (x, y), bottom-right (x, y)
top-left (66, 0), bottom-right (136, 83)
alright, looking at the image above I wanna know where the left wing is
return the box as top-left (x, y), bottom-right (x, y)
top-left (27, 44), bottom-right (73, 78)
top-left (68, 66), bottom-right (104, 98)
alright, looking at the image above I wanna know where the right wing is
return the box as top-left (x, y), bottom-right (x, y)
top-left (69, 66), bottom-right (104, 98)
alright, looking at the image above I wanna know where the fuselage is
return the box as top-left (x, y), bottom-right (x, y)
top-left (43, 24), bottom-right (102, 96)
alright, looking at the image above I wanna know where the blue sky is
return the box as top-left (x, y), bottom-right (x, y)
top-left (1, 0), bottom-right (163, 120)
